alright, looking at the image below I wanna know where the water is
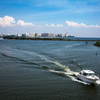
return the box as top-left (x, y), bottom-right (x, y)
top-left (0, 39), bottom-right (100, 100)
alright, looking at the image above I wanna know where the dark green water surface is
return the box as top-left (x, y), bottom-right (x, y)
top-left (0, 39), bottom-right (100, 100)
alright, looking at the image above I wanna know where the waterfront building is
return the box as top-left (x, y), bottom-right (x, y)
top-left (61, 34), bottom-right (65, 37)
top-left (56, 34), bottom-right (61, 37)
top-left (17, 34), bottom-right (22, 37)
top-left (35, 33), bottom-right (40, 37)
top-left (65, 33), bottom-right (69, 37)
top-left (56, 32), bottom-right (69, 37)
top-left (23, 33), bottom-right (35, 37)
top-left (41, 33), bottom-right (55, 37)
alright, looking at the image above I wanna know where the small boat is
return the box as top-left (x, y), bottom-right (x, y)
top-left (77, 70), bottom-right (99, 84)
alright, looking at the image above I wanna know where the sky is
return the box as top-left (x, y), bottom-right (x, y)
top-left (0, 0), bottom-right (100, 37)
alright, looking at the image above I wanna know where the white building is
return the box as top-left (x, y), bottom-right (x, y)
top-left (65, 32), bottom-right (69, 37)
top-left (17, 34), bottom-right (22, 37)
top-left (24, 33), bottom-right (35, 37)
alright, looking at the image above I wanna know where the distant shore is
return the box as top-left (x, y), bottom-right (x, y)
top-left (94, 41), bottom-right (100, 47)
top-left (3, 36), bottom-right (100, 41)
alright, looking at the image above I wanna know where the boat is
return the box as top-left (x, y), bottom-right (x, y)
top-left (77, 70), bottom-right (99, 84)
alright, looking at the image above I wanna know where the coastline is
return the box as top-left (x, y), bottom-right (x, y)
top-left (94, 41), bottom-right (100, 47)
top-left (3, 36), bottom-right (100, 41)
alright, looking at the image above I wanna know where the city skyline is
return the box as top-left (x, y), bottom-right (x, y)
top-left (1, 32), bottom-right (70, 38)
top-left (0, 0), bottom-right (100, 37)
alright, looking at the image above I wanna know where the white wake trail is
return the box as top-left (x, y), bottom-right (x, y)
top-left (39, 55), bottom-right (78, 75)
top-left (38, 55), bottom-right (100, 85)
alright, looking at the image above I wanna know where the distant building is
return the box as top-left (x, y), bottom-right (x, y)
top-left (22, 34), bottom-right (26, 37)
top-left (65, 32), bottom-right (69, 37)
top-left (61, 34), bottom-right (65, 37)
top-left (41, 33), bottom-right (55, 37)
top-left (68, 35), bottom-right (74, 38)
top-left (35, 33), bottom-right (40, 37)
top-left (17, 34), bottom-right (22, 37)
top-left (23, 33), bottom-right (35, 37)
top-left (0, 34), bottom-right (5, 37)
top-left (56, 33), bottom-right (69, 37)
top-left (56, 34), bottom-right (61, 37)
top-left (41, 33), bottom-right (48, 37)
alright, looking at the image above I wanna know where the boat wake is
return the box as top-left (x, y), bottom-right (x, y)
top-left (38, 55), bottom-right (100, 85)
top-left (96, 80), bottom-right (100, 85)
top-left (38, 55), bottom-right (93, 85)
top-left (65, 43), bottom-right (84, 48)
top-left (1, 46), bottom-right (100, 86)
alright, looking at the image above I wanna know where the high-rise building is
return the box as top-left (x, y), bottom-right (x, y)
top-left (35, 33), bottom-right (40, 37)
top-left (65, 32), bottom-right (69, 37)
top-left (24, 33), bottom-right (35, 37)
top-left (41, 33), bottom-right (55, 37)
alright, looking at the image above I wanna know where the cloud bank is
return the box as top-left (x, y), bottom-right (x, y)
top-left (0, 15), bottom-right (100, 37)
top-left (0, 16), bottom-right (100, 29)
top-left (17, 20), bottom-right (34, 26)
top-left (0, 16), bottom-right (15, 27)
top-left (46, 24), bottom-right (63, 27)
top-left (66, 21), bottom-right (100, 28)
top-left (0, 16), bottom-right (34, 27)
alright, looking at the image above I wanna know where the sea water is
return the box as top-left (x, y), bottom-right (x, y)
top-left (0, 39), bottom-right (100, 100)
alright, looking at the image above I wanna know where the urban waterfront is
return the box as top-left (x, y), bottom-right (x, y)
top-left (0, 39), bottom-right (100, 100)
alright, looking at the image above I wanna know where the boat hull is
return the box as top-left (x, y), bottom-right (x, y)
top-left (77, 75), bottom-right (97, 84)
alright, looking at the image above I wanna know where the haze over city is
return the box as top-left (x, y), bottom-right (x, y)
top-left (0, 0), bottom-right (100, 37)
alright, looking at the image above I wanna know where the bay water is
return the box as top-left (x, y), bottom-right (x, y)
top-left (0, 39), bottom-right (100, 100)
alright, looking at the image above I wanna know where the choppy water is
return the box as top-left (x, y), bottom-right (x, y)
top-left (0, 39), bottom-right (100, 100)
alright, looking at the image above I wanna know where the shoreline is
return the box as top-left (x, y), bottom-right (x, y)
top-left (3, 36), bottom-right (100, 41)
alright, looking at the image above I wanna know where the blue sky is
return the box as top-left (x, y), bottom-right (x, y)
top-left (0, 0), bottom-right (100, 37)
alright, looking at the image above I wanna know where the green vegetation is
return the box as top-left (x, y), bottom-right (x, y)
top-left (3, 36), bottom-right (67, 41)
top-left (94, 41), bottom-right (100, 47)
top-left (3, 36), bottom-right (100, 41)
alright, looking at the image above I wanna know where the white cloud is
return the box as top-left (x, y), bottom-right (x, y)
top-left (17, 20), bottom-right (34, 26)
top-left (56, 24), bottom-right (63, 27)
top-left (0, 16), bottom-right (35, 27)
top-left (88, 24), bottom-right (100, 28)
top-left (50, 24), bottom-right (55, 27)
top-left (66, 21), bottom-right (100, 28)
top-left (0, 16), bottom-right (15, 27)
top-left (66, 21), bottom-right (87, 27)
top-left (46, 24), bottom-right (63, 27)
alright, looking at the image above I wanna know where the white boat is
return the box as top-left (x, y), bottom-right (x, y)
top-left (77, 70), bottom-right (99, 84)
